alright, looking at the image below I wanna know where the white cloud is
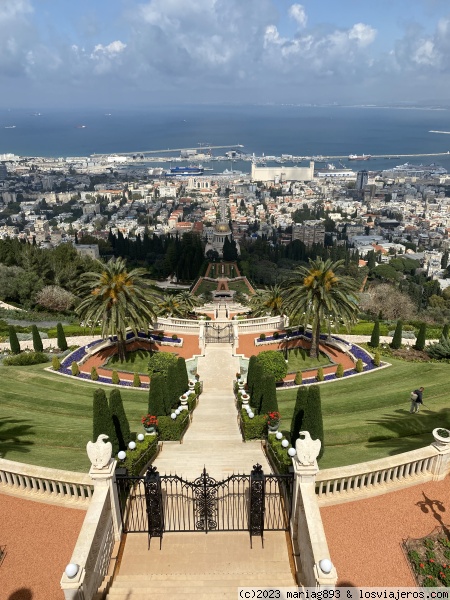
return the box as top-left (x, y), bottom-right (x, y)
top-left (0, 0), bottom-right (32, 22)
top-left (289, 4), bottom-right (307, 29)
top-left (348, 23), bottom-right (377, 47)
top-left (91, 40), bottom-right (127, 58)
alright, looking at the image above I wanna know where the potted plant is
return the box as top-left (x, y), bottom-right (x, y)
top-left (180, 394), bottom-right (188, 408)
top-left (432, 428), bottom-right (450, 448)
top-left (188, 379), bottom-right (196, 390)
top-left (240, 392), bottom-right (250, 407)
top-left (141, 414), bottom-right (158, 434)
top-left (267, 411), bottom-right (281, 433)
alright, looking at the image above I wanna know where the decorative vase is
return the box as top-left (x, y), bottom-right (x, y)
top-left (432, 428), bottom-right (450, 449)
top-left (180, 395), bottom-right (188, 409)
top-left (144, 426), bottom-right (156, 435)
top-left (188, 380), bottom-right (195, 390)
top-left (238, 381), bottom-right (245, 389)
top-left (268, 423), bottom-right (280, 434)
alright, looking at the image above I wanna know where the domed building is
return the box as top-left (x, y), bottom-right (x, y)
top-left (204, 222), bottom-right (239, 258)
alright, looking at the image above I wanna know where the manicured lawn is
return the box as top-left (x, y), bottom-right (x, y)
top-left (0, 364), bottom-right (148, 472)
top-left (277, 356), bottom-right (450, 469)
top-left (286, 348), bottom-right (331, 373)
top-left (195, 280), bottom-right (218, 295)
top-left (108, 350), bottom-right (154, 373)
top-left (227, 280), bottom-right (252, 295)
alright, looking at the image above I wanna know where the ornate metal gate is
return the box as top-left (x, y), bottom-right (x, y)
top-left (204, 323), bottom-right (234, 344)
top-left (116, 464), bottom-right (293, 547)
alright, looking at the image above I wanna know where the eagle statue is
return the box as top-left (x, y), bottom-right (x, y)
top-left (86, 434), bottom-right (113, 469)
top-left (295, 431), bottom-right (321, 466)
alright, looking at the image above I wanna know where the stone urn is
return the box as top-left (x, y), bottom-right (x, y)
top-left (180, 394), bottom-right (189, 410)
top-left (432, 428), bottom-right (450, 449)
top-left (188, 380), bottom-right (195, 390)
top-left (238, 380), bottom-right (245, 390)
top-left (240, 392), bottom-right (250, 407)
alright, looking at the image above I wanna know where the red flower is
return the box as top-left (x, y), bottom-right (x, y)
top-left (420, 563), bottom-right (425, 568)
top-left (429, 559), bottom-right (435, 563)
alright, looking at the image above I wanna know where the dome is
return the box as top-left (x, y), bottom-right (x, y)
top-left (215, 223), bottom-right (230, 233)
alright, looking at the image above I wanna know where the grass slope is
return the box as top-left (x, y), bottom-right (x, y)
top-left (277, 357), bottom-right (450, 469)
top-left (0, 364), bottom-right (147, 472)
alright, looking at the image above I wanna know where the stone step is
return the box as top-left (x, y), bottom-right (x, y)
top-left (112, 576), bottom-right (295, 586)
top-left (114, 571), bottom-right (294, 582)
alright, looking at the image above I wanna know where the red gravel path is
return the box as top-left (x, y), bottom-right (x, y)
top-left (321, 477), bottom-right (450, 586)
top-left (0, 494), bottom-right (85, 600)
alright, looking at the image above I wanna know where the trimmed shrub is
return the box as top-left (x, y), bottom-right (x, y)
top-left (52, 356), bottom-right (61, 371)
top-left (166, 362), bottom-right (180, 411)
top-left (294, 371), bottom-right (302, 385)
top-left (31, 325), bottom-right (44, 353)
top-left (414, 323), bottom-right (426, 351)
top-left (273, 331), bottom-right (280, 339)
top-left (56, 322), bottom-right (68, 351)
top-left (133, 372), bottom-right (141, 387)
top-left (442, 323), bottom-right (449, 340)
top-left (9, 326), bottom-right (20, 354)
top-left (240, 409), bottom-right (267, 440)
top-left (390, 320), bottom-right (403, 349)
top-left (71, 361), bottom-right (80, 376)
top-left (172, 334), bottom-right (178, 341)
top-left (3, 351), bottom-right (49, 366)
top-left (123, 435), bottom-right (159, 476)
top-left (335, 363), bottom-right (344, 378)
top-left (373, 351), bottom-right (381, 367)
top-left (256, 350), bottom-right (288, 381)
top-left (91, 366), bottom-right (99, 381)
top-left (176, 357), bottom-right (189, 396)
top-left (148, 351), bottom-right (177, 378)
top-left (157, 412), bottom-right (190, 441)
top-left (427, 338), bottom-right (450, 360)
top-left (259, 333), bottom-right (266, 341)
top-left (109, 388), bottom-right (131, 452)
top-left (302, 385), bottom-right (324, 459)
top-left (111, 370), bottom-right (120, 385)
top-left (290, 386), bottom-right (308, 447)
top-left (247, 355), bottom-right (258, 396)
top-left (260, 373), bottom-right (279, 415)
top-left (267, 435), bottom-right (292, 474)
top-left (92, 388), bottom-right (115, 447)
top-left (369, 320), bottom-right (380, 348)
top-left (355, 359), bottom-right (363, 373)
top-left (148, 373), bottom-right (167, 416)
top-left (250, 362), bottom-right (265, 413)
top-left (316, 367), bottom-right (324, 382)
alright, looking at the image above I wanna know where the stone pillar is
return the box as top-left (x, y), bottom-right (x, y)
top-left (431, 437), bottom-right (450, 481)
top-left (60, 568), bottom-right (86, 600)
top-left (89, 459), bottom-right (122, 540)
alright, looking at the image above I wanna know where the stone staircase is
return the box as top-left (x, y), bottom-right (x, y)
top-left (106, 532), bottom-right (297, 600)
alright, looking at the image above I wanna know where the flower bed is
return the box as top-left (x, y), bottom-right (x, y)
top-left (405, 526), bottom-right (450, 587)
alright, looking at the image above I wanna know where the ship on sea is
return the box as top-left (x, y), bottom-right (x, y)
top-left (167, 165), bottom-right (204, 176)
top-left (383, 162), bottom-right (447, 177)
top-left (348, 154), bottom-right (371, 161)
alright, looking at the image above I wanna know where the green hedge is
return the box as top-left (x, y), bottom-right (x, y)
top-left (123, 435), bottom-right (159, 476)
top-left (158, 412), bottom-right (190, 441)
top-left (266, 435), bottom-right (292, 475)
top-left (240, 409), bottom-right (267, 441)
top-left (3, 351), bottom-right (49, 366)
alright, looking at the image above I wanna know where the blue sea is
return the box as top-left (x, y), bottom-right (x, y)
top-left (1, 104), bottom-right (450, 173)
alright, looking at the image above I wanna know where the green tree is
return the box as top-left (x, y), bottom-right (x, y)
top-left (442, 323), bottom-right (449, 340)
top-left (373, 351), bottom-right (381, 367)
top-left (71, 361), bottom-right (79, 376)
top-left (176, 357), bottom-right (189, 396)
top-left (109, 389), bottom-right (131, 452)
top-left (302, 385), bottom-right (324, 459)
top-left (355, 359), bottom-right (363, 373)
top-left (90, 366), bottom-right (99, 381)
top-left (92, 389), bottom-right (117, 454)
top-left (166, 362), bottom-right (180, 410)
top-left (247, 355), bottom-right (258, 396)
top-left (75, 257), bottom-right (157, 361)
top-left (294, 371), bottom-right (302, 385)
top-left (31, 325), bottom-right (43, 353)
top-left (414, 323), bottom-right (426, 351)
top-left (9, 325), bottom-right (20, 354)
top-left (290, 386), bottom-right (308, 446)
top-left (283, 258), bottom-right (359, 358)
top-left (148, 373), bottom-right (167, 416)
top-left (259, 374), bottom-right (279, 415)
top-left (390, 320), bottom-right (403, 349)
top-left (256, 350), bottom-right (288, 381)
top-left (316, 367), bottom-right (324, 382)
top-left (369, 319), bottom-right (380, 348)
top-left (56, 322), bottom-right (68, 351)
top-left (133, 372), bottom-right (141, 387)
top-left (250, 362), bottom-right (265, 413)
top-left (111, 370), bottom-right (120, 385)
top-left (249, 285), bottom-right (284, 317)
top-left (335, 363), bottom-right (344, 378)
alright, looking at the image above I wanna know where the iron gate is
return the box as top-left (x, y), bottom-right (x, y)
top-left (204, 323), bottom-right (234, 344)
top-left (116, 464), bottom-right (293, 546)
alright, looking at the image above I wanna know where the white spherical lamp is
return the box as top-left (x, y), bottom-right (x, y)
top-left (276, 432), bottom-right (283, 440)
top-left (117, 451), bottom-right (126, 461)
top-left (288, 447), bottom-right (296, 457)
top-left (171, 412), bottom-right (177, 419)
top-left (128, 441), bottom-right (136, 450)
top-left (248, 411), bottom-right (254, 419)
top-left (65, 563), bottom-right (79, 579)
top-left (281, 439), bottom-right (289, 448)
top-left (137, 433), bottom-right (144, 442)
top-left (319, 559), bottom-right (333, 574)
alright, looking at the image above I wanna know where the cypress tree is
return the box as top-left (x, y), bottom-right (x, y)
top-left (442, 323), bottom-right (449, 340)
top-left (133, 372), bottom-right (141, 387)
top-left (290, 386), bottom-right (308, 446)
top-left (302, 385), bottom-right (324, 459)
top-left (9, 326), bottom-right (21, 354)
top-left (369, 320), bottom-right (380, 348)
top-left (259, 374), bottom-right (278, 415)
top-left (56, 323), bottom-right (68, 351)
top-left (93, 389), bottom-right (117, 454)
top-left (148, 373), bottom-right (167, 416)
top-left (91, 366), bottom-right (99, 381)
top-left (414, 323), bottom-right (426, 351)
top-left (176, 357), bottom-right (189, 395)
top-left (355, 358), bottom-right (363, 373)
top-left (247, 355), bottom-right (258, 396)
top-left (390, 320), bottom-right (403, 349)
top-left (31, 325), bottom-right (43, 353)
top-left (335, 363), bottom-right (344, 378)
top-left (294, 371), bottom-right (302, 385)
top-left (111, 370), bottom-right (120, 384)
top-left (109, 389), bottom-right (131, 452)
top-left (251, 362), bottom-right (265, 414)
top-left (166, 362), bottom-right (180, 410)
top-left (316, 367), bottom-right (324, 382)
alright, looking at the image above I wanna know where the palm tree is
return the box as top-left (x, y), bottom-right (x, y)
top-left (155, 293), bottom-right (184, 317)
top-left (249, 284), bottom-right (284, 317)
top-left (174, 290), bottom-right (202, 317)
top-left (282, 258), bottom-right (359, 358)
top-left (76, 257), bottom-right (157, 361)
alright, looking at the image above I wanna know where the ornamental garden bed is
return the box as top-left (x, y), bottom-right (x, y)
top-left (404, 525), bottom-right (450, 587)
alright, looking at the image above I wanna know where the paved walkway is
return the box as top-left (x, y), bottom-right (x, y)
top-left (153, 343), bottom-right (271, 479)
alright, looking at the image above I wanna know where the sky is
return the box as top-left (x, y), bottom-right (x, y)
top-left (1, 0), bottom-right (450, 108)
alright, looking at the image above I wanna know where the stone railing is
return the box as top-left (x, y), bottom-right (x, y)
top-left (154, 317), bottom-right (200, 333)
top-left (0, 458), bottom-right (93, 507)
top-left (236, 316), bottom-right (285, 333)
top-left (315, 443), bottom-right (448, 506)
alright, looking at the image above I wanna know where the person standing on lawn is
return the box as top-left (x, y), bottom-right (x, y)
top-left (409, 387), bottom-right (424, 413)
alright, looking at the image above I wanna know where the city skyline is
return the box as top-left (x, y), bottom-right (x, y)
top-left (1, 0), bottom-right (450, 108)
